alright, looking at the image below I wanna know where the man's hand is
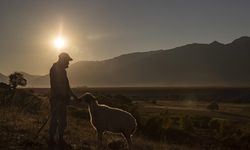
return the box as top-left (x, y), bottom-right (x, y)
top-left (69, 90), bottom-right (81, 103)
top-left (71, 95), bottom-right (81, 103)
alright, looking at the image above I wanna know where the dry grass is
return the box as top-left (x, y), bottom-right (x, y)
top-left (0, 98), bottom-right (192, 150)
top-left (2, 88), bottom-right (250, 149)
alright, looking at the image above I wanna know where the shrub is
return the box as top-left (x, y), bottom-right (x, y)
top-left (8, 72), bottom-right (27, 90)
top-left (207, 101), bottom-right (219, 111)
top-left (191, 116), bottom-right (212, 129)
top-left (170, 116), bottom-right (181, 128)
top-left (108, 140), bottom-right (126, 150)
top-left (141, 110), bottom-right (169, 139)
top-left (181, 115), bottom-right (194, 131)
top-left (11, 89), bottom-right (42, 114)
top-left (162, 127), bottom-right (197, 144)
top-left (209, 119), bottom-right (221, 132)
top-left (219, 121), bottom-right (239, 137)
top-left (151, 100), bottom-right (157, 105)
top-left (143, 116), bottom-right (164, 139)
top-left (240, 133), bottom-right (250, 148)
top-left (141, 112), bottom-right (198, 145)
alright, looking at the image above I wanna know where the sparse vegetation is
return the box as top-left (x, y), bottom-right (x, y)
top-left (0, 72), bottom-right (27, 107)
top-left (9, 72), bottom-right (27, 90)
top-left (207, 101), bottom-right (219, 111)
top-left (1, 87), bottom-right (250, 149)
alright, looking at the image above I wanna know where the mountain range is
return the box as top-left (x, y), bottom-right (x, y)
top-left (1, 36), bottom-right (250, 87)
top-left (0, 73), bottom-right (8, 83)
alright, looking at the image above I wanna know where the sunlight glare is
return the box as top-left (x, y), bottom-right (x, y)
top-left (54, 37), bottom-right (66, 50)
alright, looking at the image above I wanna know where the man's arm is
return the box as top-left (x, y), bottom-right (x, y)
top-left (65, 73), bottom-right (80, 102)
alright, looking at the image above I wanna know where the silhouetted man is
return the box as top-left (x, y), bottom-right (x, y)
top-left (49, 52), bottom-right (78, 146)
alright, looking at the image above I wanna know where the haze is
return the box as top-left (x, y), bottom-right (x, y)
top-left (0, 0), bottom-right (250, 75)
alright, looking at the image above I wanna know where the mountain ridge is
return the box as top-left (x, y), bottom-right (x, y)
top-left (1, 36), bottom-right (250, 87)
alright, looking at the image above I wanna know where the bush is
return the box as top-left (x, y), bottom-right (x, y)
top-left (140, 110), bottom-right (169, 139)
top-left (162, 127), bottom-right (197, 144)
top-left (151, 100), bottom-right (157, 105)
top-left (11, 89), bottom-right (43, 114)
top-left (181, 115), bottom-right (194, 131)
top-left (170, 116), bottom-right (181, 128)
top-left (209, 119), bottom-right (221, 132)
top-left (191, 116), bottom-right (212, 129)
top-left (108, 140), bottom-right (126, 150)
top-left (207, 101), bottom-right (219, 111)
top-left (219, 121), bottom-right (239, 137)
top-left (141, 113), bottom-right (198, 144)
top-left (143, 116), bottom-right (165, 139)
top-left (240, 133), bottom-right (250, 148)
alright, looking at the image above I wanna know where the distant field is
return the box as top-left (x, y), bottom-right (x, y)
top-left (137, 100), bottom-right (250, 121)
top-left (27, 87), bottom-right (250, 122)
top-left (29, 86), bottom-right (250, 101)
top-left (28, 87), bottom-right (250, 122)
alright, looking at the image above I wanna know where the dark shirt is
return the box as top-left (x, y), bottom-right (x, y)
top-left (50, 62), bottom-right (71, 100)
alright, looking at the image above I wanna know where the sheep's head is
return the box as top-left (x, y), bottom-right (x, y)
top-left (80, 92), bottom-right (97, 105)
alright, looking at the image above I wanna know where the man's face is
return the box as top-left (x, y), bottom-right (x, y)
top-left (61, 59), bottom-right (70, 68)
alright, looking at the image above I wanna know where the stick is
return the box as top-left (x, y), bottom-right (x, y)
top-left (33, 103), bottom-right (59, 140)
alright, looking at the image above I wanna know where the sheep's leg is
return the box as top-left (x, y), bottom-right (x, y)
top-left (123, 133), bottom-right (132, 150)
top-left (97, 130), bottom-right (103, 149)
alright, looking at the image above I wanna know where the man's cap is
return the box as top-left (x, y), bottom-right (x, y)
top-left (58, 52), bottom-right (73, 61)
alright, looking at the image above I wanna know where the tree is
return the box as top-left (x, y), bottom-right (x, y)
top-left (9, 72), bottom-right (27, 90)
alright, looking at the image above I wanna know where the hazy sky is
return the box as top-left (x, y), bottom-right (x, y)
top-left (0, 0), bottom-right (250, 75)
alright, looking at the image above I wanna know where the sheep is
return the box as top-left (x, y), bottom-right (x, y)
top-left (80, 92), bottom-right (137, 150)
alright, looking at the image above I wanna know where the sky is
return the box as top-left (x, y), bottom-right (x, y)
top-left (0, 0), bottom-right (250, 75)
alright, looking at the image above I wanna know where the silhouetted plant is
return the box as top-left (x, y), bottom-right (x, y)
top-left (0, 82), bottom-right (11, 106)
top-left (181, 115), bottom-right (194, 131)
top-left (209, 119), bottom-right (221, 132)
top-left (12, 89), bottom-right (42, 114)
top-left (108, 140), bottom-right (126, 150)
top-left (170, 116), bottom-right (181, 128)
top-left (142, 109), bottom-right (169, 139)
top-left (0, 82), bottom-right (11, 92)
top-left (151, 100), bottom-right (157, 104)
top-left (9, 72), bottom-right (27, 90)
top-left (240, 133), bottom-right (250, 148)
top-left (143, 115), bottom-right (165, 139)
top-left (220, 121), bottom-right (239, 137)
top-left (191, 116), bottom-right (211, 129)
top-left (207, 101), bottom-right (219, 111)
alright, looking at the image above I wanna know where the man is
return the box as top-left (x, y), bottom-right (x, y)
top-left (49, 52), bottom-right (78, 146)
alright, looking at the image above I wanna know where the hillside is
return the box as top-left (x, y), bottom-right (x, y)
top-left (68, 36), bottom-right (250, 87)
top-left (2, 36), bottom-right (250, 87)
top-left (0, 73), bottom-right (8, 83)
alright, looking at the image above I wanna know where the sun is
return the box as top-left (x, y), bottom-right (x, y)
top-left (54, 37), bottom-right (66, 50)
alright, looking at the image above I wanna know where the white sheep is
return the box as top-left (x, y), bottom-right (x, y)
top-left (80, 92), bottom-right (137, 150)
